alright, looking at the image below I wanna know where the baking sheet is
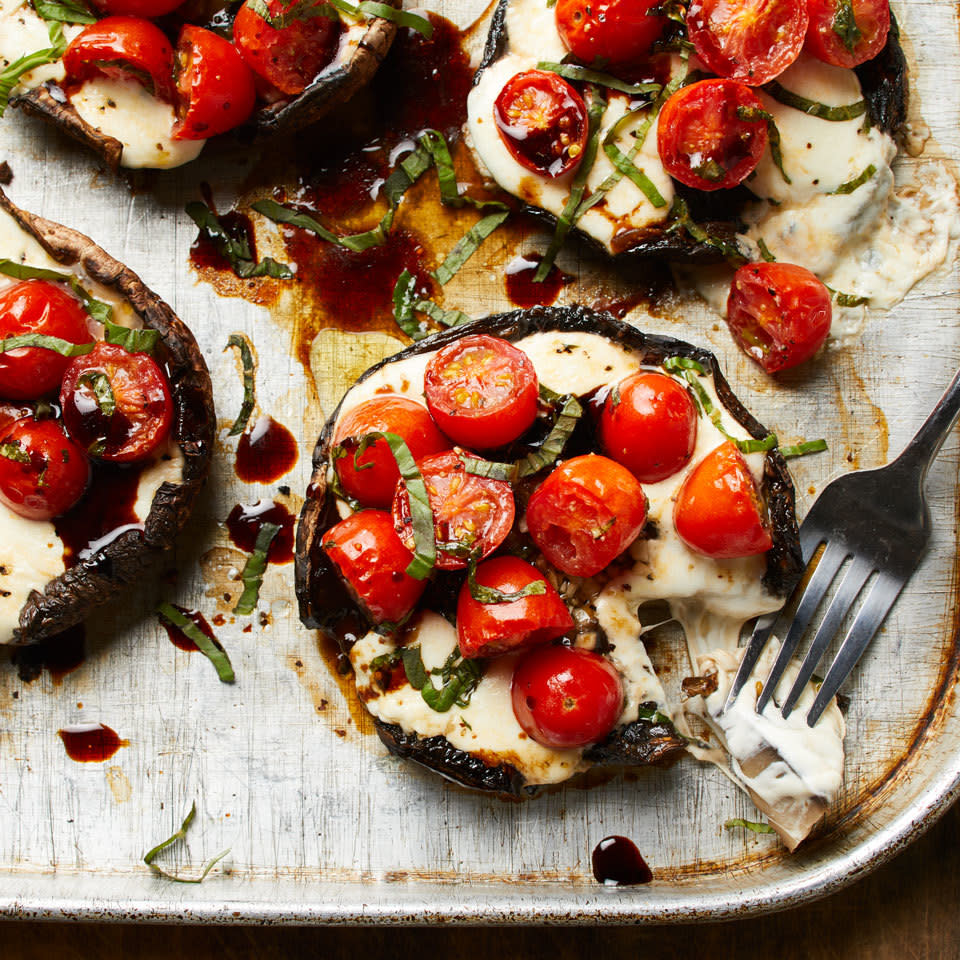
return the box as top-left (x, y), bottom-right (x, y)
top-left (0, 0), bottom-right (959, 925)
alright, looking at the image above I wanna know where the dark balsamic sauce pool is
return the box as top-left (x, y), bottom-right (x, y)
top-left (591, 835), bottom-right (653, 885)
top-left (58, 722), bottom-right (128, 762)
top-left (235, 415), bottom-right (298, 484)
top-left (225, 499), bottom-right (295, 564)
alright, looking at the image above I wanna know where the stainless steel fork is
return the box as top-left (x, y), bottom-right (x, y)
top-left (725, 368), bottom-right (960, 727)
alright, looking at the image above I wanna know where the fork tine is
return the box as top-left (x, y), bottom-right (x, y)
top-left (723, 611), bottom-right (777, 712)
top-left (755, 539), bottom-right (851, 713)
top-left (780, 554), bottom-right (873, 719)
top-left (806, 571), bottom-right (906, 726)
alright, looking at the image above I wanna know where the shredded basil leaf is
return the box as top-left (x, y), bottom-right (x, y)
top-left (602, 117), bottom-right (666, 208)
top-left (0, 442), bottom-right (29, 465)
top-left (724, 818), bottom-right (776, 835)
top-left (756, 238), bottom-right (777, 263)
top-left (401, 645), bottom-right (484, 711)
top-left (738, 105), bottom-right (790, 185)
top-left (779, 439), bottom-right (828, 459)
top-left (0, 259), bottom-right (115, 326)
top-left (536, 61), bottom-right (660, 98)
top-left (835, 291), bottom-right (868, 307)
top-left (186, 201), bottom-right (293, 279)
top-left (764, 82), bottom-right (866, 122)
top-left (0, 333), bottom-right (94, 356)
top-left (247, 0), bottom-right (338, 29)
top-left (143, 802), bottom-right (231, 883)
top-left (234, 522), bottom-right (281, 616)
top-left (832, 0), bottom-right (863, 54)
top-left (0, 21), bottom-right (66, 117)
top-left (466, 554), bottom-right (547, 604)
top-left (31, 0), bottom-right (96, 23)
top-left (224, 333), bottom-right (256, 437)
top-left (830, 163), bottom-right (876, 195)
top-left (666, 197), bottom-right (747, 266)
top-left (433, 208), bottom-right (510, 285)
top-left (253, 198), bottom-right (386, 253)
top-left (636, 702), bottom-right (673, 725)
top-left (78, 371), bottom-right (116, 422)
top-left (324, 0), bottom-right (432, 36)
top-left (102, 319), bottom-right (160, 354)
top-left (391, 270), bottom-right (472, 340)
top-left (157, 603), bottom-right (235, 683)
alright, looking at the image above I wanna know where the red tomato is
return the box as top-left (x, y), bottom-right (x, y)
top-left (686, 0), bottom-right (807, 86)
top-left (173, 25), bottom-right (256, 140)
top-left (456, 556), bottom-right (573, 660)
top-left (0, 403), bottom-right (33, 436)
top-left (727, 262), bottom-right (832, 373)
top-left (392, 449), bottom-right (515, 571)
top-left (322, 509), bottom-right (427, 625)
top-left (89, 0), bottom-right (185, 17)
top-left (657, 79), bottom-right (768, 191)
top-left (494, 70), bottom-right (588, 178)
top-left (805, 0), bottom-right (890, 68)
top-left (63, 17), bottom-right (176, 102)
top-left (0, 418), bottom-right (90, 520)
top-left (0, 281), bottom-right (92, 401)
top-left (59, 343), bottom-right (173, 463)
top-left (511, 645), bottom-right (623, 748)
top-left (526, 454), bottom-right (646, 578)
top-left (233, 0), bottom-right (342, 96)
top-left (598, 371), bottom-right (697, 483)
top-left (424, 334), bottom-right (538, 450)
top-left (332, 397), bottom-right (449, 509)
top-left (673, 441), bottom-right (773, 559)
top-left (555, 0), bottom-right (668, 68)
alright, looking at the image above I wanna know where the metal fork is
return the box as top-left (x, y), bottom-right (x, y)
top-left (725, 368), bottom-right (960, 727)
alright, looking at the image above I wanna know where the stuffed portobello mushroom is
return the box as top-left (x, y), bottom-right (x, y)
top-left (0, 187), bottom-right (214, 645)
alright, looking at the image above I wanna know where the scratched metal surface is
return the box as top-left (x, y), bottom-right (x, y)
top-left (0, 0), bottom-right (958, 925)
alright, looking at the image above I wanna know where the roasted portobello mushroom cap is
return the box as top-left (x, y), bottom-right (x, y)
top-left (0, 188), bottom-right (214, 645)
top-left (296, 305), bottom-right (803, 796)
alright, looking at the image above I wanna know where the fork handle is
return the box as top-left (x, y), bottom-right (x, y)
top-left (892, 367), bottom-right (960, 481)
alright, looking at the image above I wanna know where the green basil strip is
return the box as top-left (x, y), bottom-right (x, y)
top-left (233, 522), bottom-right (281, 616)
top-left (157, 603), bottom-right (235, 684)
top-left (457, 455), bottom-right (515, 482)
top-left (414, 298), bottom-right (473, 329)
top-left (666, 197), bottom-right (747, 266)
top-left (756, 237), bottom-right (777, 263)
top-left (834, 291), bottom-right (868, 307)
top-left (724, 818), bottom-right (776, 835)
top-left (79, 371), bottom-right (116, 419)
top-left (32, 0), bottom-right (96, 23)
top-left (600, 106), bottom-right (667, 208)
top-left (830, 163), bottom-right (877, 196)
top-left (247, 0), bottom-right (338, 28)
top-left (324, 0), bottom-right (432, 35)
top-left (0, 442), bottom-right (29, 464)
top-left (143, 802), bottom-right (231, 883)
top-left (467, 555), bottom-right (547, 604)
top-left (391, 269), bottom-right (430, 341)
top-left (764, 82), bottom-right (865, 122)
top-left (401, 645), bottom-right (483, 712)
top-left (0, 333), bottom-right (94, 356)
top-left (433, 208), bottom-right (510, 286)
top-left (0, 258), bottom-right (115, 325)
top-left (419, 129), bottom-right (461, 206)
top-left (224, 333), bottom-right (256, 437)
top-left (536, 61), bottom-right (660, 98)
top-left (736, 106), bottom-right (790, 185)
top-left (0, 22), bottom-right (66, 117)
top-left (779, 438), bottom-right (828, 459)
top-left (662, 355), bottom-right (707, 376)
top-left (636, 701), bottom-right (673, 724)
top-left (101, 319), bottom-right (159, 354)
top-left (252, 198), bottom-right (385, 253)
top-left (832, 0), bottom-right (863, 54)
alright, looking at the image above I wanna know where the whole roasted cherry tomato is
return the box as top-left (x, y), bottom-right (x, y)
top-left (89, 0), bottom-right (185, 17)
top-left (727, 262), bottom-right (832, 373)
top-left (63, 16), bottom-right (176, 102)
top-left (526, 454), bottom-right (646, 578)
top-left (392, 449), bottom-right (515, 571)
top-left (673, 440), bottom-right (773, 559)
top-left (0, 281), bottom-right (92, 400)
top-left (0, 418), bottom-right (90, 520)
top-left (555, 0), bottom-right (668, 68)
top-left (233, 0), bottom-right (342, 96)
top-left (456, 556), bottom-right (574, 660)
top-left (322, 509), bottom-right (427, 626)
top-left (332, 396), bottom-right (449, 509)
top-left (59, 342), bottom-right (173, 462)
top-left (511, 645), bottom-right (623, 748)
top-left (805, 0), bottom-right (890, 68)
top-left (494, 69), bottom-right (588, 178)
top-left (657, 79), bottom-right (768, 191)
top-left (686, 0), bottom-right (808, 86)
top-left (598, 371), bottom-right (697, 483)
top-left (174, 25), bottom-right (256, 140)
top-left (424, 334), bottom-right (538, 450)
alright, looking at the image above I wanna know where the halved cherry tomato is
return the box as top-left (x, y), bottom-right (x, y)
top-left (456, 556), bottom-right (573, 660)
top-left (598, 371), bottom-right (697, 483)
top-left (526, 454), bottom-right (646, 578)
top-left (174, 25), bottom-right (256, 140)
top-left (392, 449), bottom-right (515, 571)
top-left (494, 69), bottom-right (588, 178)
top-left (333, 396), bottom-right (449, 509)
top-left (0, 281), bottom-right (92, 401)
top-left (555, 0), bottom-right (668, 69)
top-left (322, 509), bottom-right (427, 626)
top-left (673, 440), bottom-right (773, 559)
top-left (511, 645), bottom-right (623, 748)
top-left (89, 0), bottom-right (185, 17)
top-left (657, 79), bottom-right (768, 191)
top-left (233, 0), bottom-right (342, 96)
top-left (59, 343), bottom-right (173, 463)
top-left (0, 418), bottom-right (90, 520)
top-left (727, 262), bottom-right (832, 373)
top-left (424, 334), bottom-right (538, 450)
top-left (63, 16), bottom-right (176, 102)
top-left (686, 0), bottom-right (808, 86)
top-left (805, 0), bottom-right (890, 69)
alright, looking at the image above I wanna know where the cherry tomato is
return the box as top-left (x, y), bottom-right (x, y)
top-left (657, 79), bottom-right (768, 191)
top-left (673, 440), bottom-right (773, 559)
top-left (555, 0), bottom-right (668, 68)
top-left (0, 418), bottom-right (90, 521)
top-left (89, 0), bottom-right (186, 17)
top-left (322, 509), bottom-right (427, 626)
top-left (726, 262), bottom-right (832, 373)
top-left (511, 645), bottom-right (623, 748)
top-left (174, 25), bottom-right (256, 140)
top-left (233, 0), bottom-right (342, 96)
top-left (392, 449), bottom-right (515, 571)
top-left (63, 17), bottom-right (176, 102)
top-left (332, 397), bottom-right (449, 509)
top-left (456, 556), bottom-right (574, 660)
top-left (686, 0), bottom-right (807, 86)
top-left (59, 343), bottom-right (173, 463)
top-left (598, 371), bottom-right (697, 483)
top-left (526, 454), bottom-right (646, 578)
top-left (0, 281), bottom-right (92, 401)
top-left (494, 69), bottom-right (588, 178)
top-left (424, 334), bottom-right (538, 450)
top-left (805, 0), bottom-right (890, 68)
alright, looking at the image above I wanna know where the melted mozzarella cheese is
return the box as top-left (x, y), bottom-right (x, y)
top-left (0, 511), bottom-right (64, 640)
